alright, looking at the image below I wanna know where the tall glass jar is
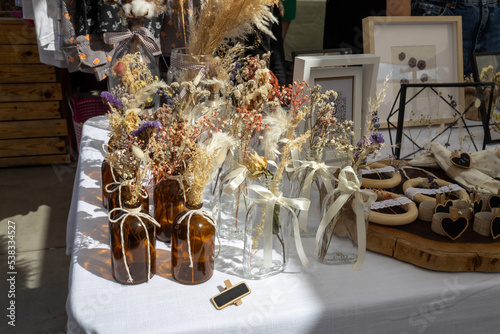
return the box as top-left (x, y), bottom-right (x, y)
top-left (243, 178), bottom-right (290, 279)
top-left (316, 170), bottom-right (370, 265)
top-left (153, 176), bottom-right (185, 243)
top-left (216, 149), bottom-right (249, 239)
top-left (107, 18), bottom-right (160, 111)
top-left (167, 47), bottom-right (219, 121)
top-left (171, 203), bottom-right (216, 284)
top-left (109, 201), bottom-right (156, 284)
top-left (290, 147), bottom-right (334, 236)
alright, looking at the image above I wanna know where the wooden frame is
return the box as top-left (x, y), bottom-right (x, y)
top-left (362, 16), bottom-right (464, 128)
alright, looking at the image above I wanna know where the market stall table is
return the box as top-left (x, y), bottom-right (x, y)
top-left (66, 117), bottom-right (500, 333)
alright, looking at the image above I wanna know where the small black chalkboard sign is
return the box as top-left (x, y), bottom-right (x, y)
top-left (212, 280), bottom-right (251, 310)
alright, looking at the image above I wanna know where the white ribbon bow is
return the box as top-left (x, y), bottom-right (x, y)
top-left (175, 209), bottom-right (221, 268)
top-left (222, 163), bottom-right (249, 196)
top-left (287, 160), bottom-right (336, 232)
top-left (245, 184), bottom-right (312, 268)
top-left (315, 166), bottom-right (377, 270)
top-left (108, 206), bottom-right (160, 283)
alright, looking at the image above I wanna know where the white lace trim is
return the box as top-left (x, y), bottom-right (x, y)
top-left (404, 184), bottom-right (465, 200)
top-left (362, 166), bottom-right (396, 175)
top-left (370, 197), bottom-right (414, 210)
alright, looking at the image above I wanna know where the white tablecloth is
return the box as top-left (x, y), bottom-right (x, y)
top-left (66, 117), bottom-right (500, 334)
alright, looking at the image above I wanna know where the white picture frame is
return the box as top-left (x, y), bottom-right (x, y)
top-left (362, 16), bottom-right (464, 128)
top-left (292, 54), bottom-right (380, 138)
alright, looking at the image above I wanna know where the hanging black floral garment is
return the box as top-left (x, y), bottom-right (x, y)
top-left (61, 0), bottom-right (165, 81)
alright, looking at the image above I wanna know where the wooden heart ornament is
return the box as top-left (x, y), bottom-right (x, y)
top-left (440, 216), bottom-right (469, 240)
top-left (435, 200), bottom-right (453, 214)
top-left (491, 217), bottom-right (500, 239)
top-left (450, 152), bottom-right (472, 169)
top-left (489, 195), bottom-right (500, 209)
top-left (473, 199), bottom-right (484, 214)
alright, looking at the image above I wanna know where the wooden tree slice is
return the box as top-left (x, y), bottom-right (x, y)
top-left (369, 190), bottom-right (418, 226)
top-left (402, 177), bottom-right (469, 203)
top-left (362, 162), bottom-right (402, 189)
top-left (367, 223), bottom-right (500, 272)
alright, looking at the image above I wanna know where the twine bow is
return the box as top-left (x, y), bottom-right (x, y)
top-left (315, 166), bottom-right (377, 270)
top-left (175, 209), bottom-right (221, 268)
top-left (108, 206), bottom-right (160, 283)
top-left (245, 184), bottom-right (312, 268)
top-left (103, 27), bottom-right (162, 59)
top-left (287, 160), bottom-right (336, 232)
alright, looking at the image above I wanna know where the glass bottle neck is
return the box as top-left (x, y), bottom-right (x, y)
top-left (185, 202), bottom-right (203, 211)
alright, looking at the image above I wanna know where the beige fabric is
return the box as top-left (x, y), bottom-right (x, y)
top-left (431, 143), bottom-right (500, 194)
top-left (410, 147), bottom-right (500, 179)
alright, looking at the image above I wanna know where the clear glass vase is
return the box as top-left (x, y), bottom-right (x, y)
top-left (167, 47), bottom-right (220, 120)
top-left (215, 149), bottom-right (249, 240)
top-left (290, 147), bottom-right (334, 236)
top-left (316, 171), bottom-right (370, 265)
top-left (243, 178), bottom-right (290, 279)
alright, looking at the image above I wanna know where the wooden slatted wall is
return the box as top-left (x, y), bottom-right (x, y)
top-left (0, 18), bottom-right (70, 167)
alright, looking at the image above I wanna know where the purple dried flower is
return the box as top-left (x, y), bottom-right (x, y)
top-left (370, 133), bottom-right (385, 144)
top-left (420, 73), bottom-right (429, 82)
top-left (399, 52), bottom-right (406, 61)
top-left (131, 120), bottom-right (161, 137)
top-left (417, 60), bottom-right (426, 70)
top-left (101, 91), bottom-right (123, 109)
top-left (400, 78), bottom-right (410, 84)
top-left (408, 57), bottom-right (417, 68)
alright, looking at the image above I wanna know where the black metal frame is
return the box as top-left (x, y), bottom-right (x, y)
top-left (387, 82), bottom-right (496, 160)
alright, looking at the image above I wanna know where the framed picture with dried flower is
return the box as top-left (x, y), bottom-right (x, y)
top-left (362, 16), bottom-right (464, 128)
top-left (293, 53), bottom-right (380, 138)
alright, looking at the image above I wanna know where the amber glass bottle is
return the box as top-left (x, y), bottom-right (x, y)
top-left (108, 185), bottom-right (149, 219)
top-left (154, 177), bottom-right (185, 243)
top-left (171, 203), bottom-right (215, 284)
top-left (109, 201), bottom-right (156, 284)
top-left (101, 160), bottom-right (115, 209)
top-left (101, 137), bottom-right (116, 210)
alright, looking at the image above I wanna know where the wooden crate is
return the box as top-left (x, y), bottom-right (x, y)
top-left (0, 18), bottom-right (70, 167)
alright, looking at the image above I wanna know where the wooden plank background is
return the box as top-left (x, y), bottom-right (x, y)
top-left (0, 119), bottom-right (68, 139)
top-left (0, 64), bottom-right (56, 83)
top-left (0, 83), bottom-right (63, 102)
top-left (0, 102), bottom-right (61, 121)
top-left (0, 137), bottom-right (66, 157)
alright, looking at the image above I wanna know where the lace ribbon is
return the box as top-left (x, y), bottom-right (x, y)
top-left (245, 184), bottom-right (312, 268)
top-left (370, 196), bottom-right (414, 210)
top-left (287, 160), bottom-right (336, 231)
top-left (108, 206), bottom-right (160, 283)
top-left (404, 184), bottom-right (465, 200)
top-left (103, 27), bottom-right (162, 59)
top-left (175, 209), bottom-right (221, 268)
top-left (315, 166), bottom-right (377, 270)
top-left (361, 166), bottom-right (395, 175)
